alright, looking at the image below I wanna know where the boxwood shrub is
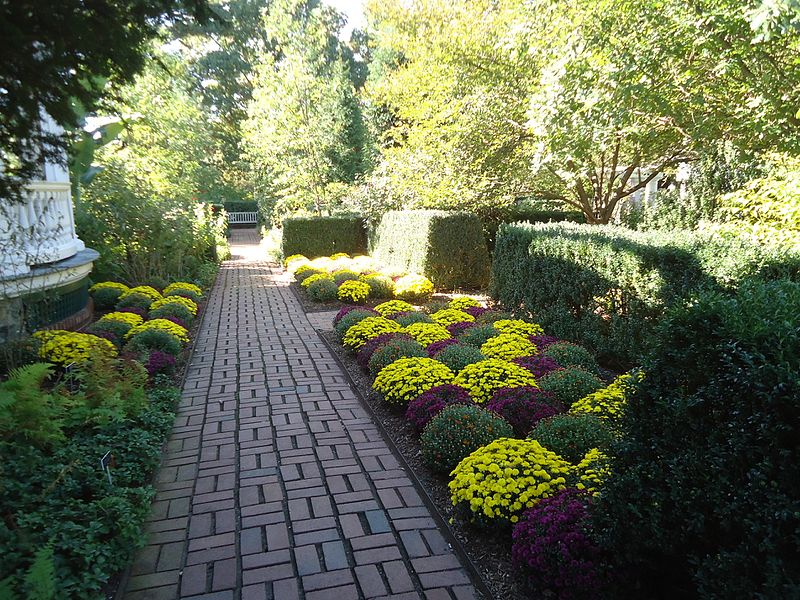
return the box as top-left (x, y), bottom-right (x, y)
top-left (371, 210), bottom-right (491, 289)
top-left (490, 221), bottom-right (800, 367)
top-left (282, 215), bottom-right (367, 259)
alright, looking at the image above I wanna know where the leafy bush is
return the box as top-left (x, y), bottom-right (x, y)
top-left (150, 295), bottom-right (197, 316)
top-left (475, 310), bottom-right (513, 324)
top-left (115, 292), bottom-right (153, 312)
top-left (337, 280), bottom-right (371, 304)
top-left (491, 221), bottom-right (800, 367)
top-left (87, 320), bottom-right (130, 345)
top-left (360, 273), bottom-right (395, 298)
top-left (307, 277), bottom-right (339, 302)
top-left (342, 317), bottom-right (402, 351)
top-left (356, 332), bottom-right (413, 370)
top-left (368, 338), bottom-right (427, 377)
top-left (480, 333), bottom-right (537, 361)
top-left (434, 344), bottom-right (485, 373)
top-left (511, 488), bottom-right (606, 599)
top-left (421, 404), bottom-right (513, 474)
top-left (149, 301), bottom-right (195, 325)
top-left (449, 438), bottom-right (571, 526)
top-left (595, 280), bottom-right (800, 598)
top-left (371, 210), bottom-right (491, 288)
top-left (402, 322), bottom-right (451, 347)
top-left (453, 359), bottom-right (538, 403)
top-left (513, 354), bottom-right (563, 379)
top-left (0, 363), bottom-right (63, 447)
top-left (538, 368), bottom-right (603, 407)
top-left (394, 273), bottom-right (435, 302)
top-left (125, 328), bottom-right (182, 357)
top-left (282, 215), bottom-right (367, 258)
top-left (481, 205), bottom-right (585, 250)
top-left (543, 342), bottom-right (599, 373)
top-left (486, 387), bottom-right (564, 437)
top-left (530, 414), bottom-right (613, 463)
top-left (372, 357), bottom-right (454, 406)
top-left (334, 309), bottom-right (376, 342)
top-left (458, 324), bottom-right (499, 347)
top-left (393, 311), bottom-right (434, 327)
top-left (0, 337), bottom-right (41, 378)
top-left (89, 282), bottom-right (129, 309)
top-left (333, 269), bottom-right (361, 285)
top-left (405, 384), bottom-right (473, 433)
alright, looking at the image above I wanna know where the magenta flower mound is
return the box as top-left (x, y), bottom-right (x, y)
top-left (91, 329), bottom-right (119, 344)
top-left (118, 306), bottom-right (147, 318)
top-left (463, 306), bottom-right (488, 318)
top-left (486, 387), bottom-right (565, 436)
top-left (426, 338), bottom-right (459, 357)
top-left (356, 332), bottom-right (413, 370)
top-left (512, 488), bottom-right (606, 599)
top-left (334, 305), bottom-right (377, 326)
top-left (529, 334), bottom-right (560, 350)
top-left (447, 321), bottom-right (476, 337)
top-left (146, 350), bottom-right (177, 378)
top-left (161, 315), bottom-right (187, 329)
top-left (513, 354), bottom-right (564, 379)
top-left (405, 384), bottom-right (473, 433)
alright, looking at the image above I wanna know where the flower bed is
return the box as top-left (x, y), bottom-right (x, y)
top-left (329, 294), bottom-right (635, 598)
top-left (0, 278), bottom-right (208, 597)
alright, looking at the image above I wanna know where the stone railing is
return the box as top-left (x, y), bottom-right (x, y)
top-left (0, 181), bottom-right (85, 277)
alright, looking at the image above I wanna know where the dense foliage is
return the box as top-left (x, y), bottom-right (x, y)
top-left (281, 216), bottom-right (368, 258)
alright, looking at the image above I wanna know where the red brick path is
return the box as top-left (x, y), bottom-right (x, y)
top-left (122, 230), bottom-right (481, 600)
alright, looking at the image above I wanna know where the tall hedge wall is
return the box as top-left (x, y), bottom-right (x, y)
top-left (371, 210), bottom-right (491, 289)
top-left (481, 207), bottom-right (585, 250)
top-left (282, 215), bottom-right (367, 259)
top-left (490, 222), bottom-right (800, 367)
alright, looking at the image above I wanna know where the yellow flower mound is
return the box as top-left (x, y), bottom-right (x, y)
top-left (337, 280), bottom-right (371, 304)
top-left (374, 300), bottom-right (415, 317)
top-left (449, 296), bottom-right (481, 310)
top-left (309, 257), bottom-right (335, 271)
top-left (492, 319), bottom-right (545, 337)
top-left (163, 282), bottom-right (203, 297)
top-left (330, 252), bottom-right (351, 260)
top-left (284, 253), bottom-right (309, 269)
top-left (294, 264), bottom-right (323, 279)
top-left (372, 357), bottom-right (455, 406)
top-left (301, 272), bottom-right (334, 289)
top-left (342, 317), bottom-right (402, 351)
top-left (351, 255), bottom-right (376, 273)
top-left (574, 448), bottom-right (610, 495)
top-left (150, 295), bottom-right (198, 316)
top-left (125, 319), bottom-right (189, 344)
top-left (33, 330), bottom-right (118, 365)
top-left (403, 323), bottom-right (452, 347)
top-left (449, 438), bottom-right (571, 525)
top-left (120, 285), bottom-right (162, 301)
top-left (430, 308), bottom-right (475, 327)
top-left (99, 312), bottom-right (144, 328)
top-left (570, 373), bottom-right (635, 420)
top-left (394, 273), bottom-right (434, 301)
top-left (480, 333), bottom-right (537, 361)
top-left (453, 359), bottom-right (538, 403)
top-left (89, 281), bottom-right (129, 294)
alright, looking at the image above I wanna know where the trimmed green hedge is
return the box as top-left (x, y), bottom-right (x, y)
top-left (282, 216), bottom-right (368, 259)
top-left (490, 222), bottom-right (800, 367)
top-left (223, 200), bottom-right (259, 213)
top-left (481, 207), bottom-right (585, 250)
top-left (371, 210), bottom-right (491, 289)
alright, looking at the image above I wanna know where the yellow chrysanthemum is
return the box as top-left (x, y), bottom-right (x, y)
top-left (32, 330), bottom-right (118, 365)
top-left (98, 312), bottom-right (144, 327)
top-left (125, 319), bottom-right (189, 343)
top-left (120, 285), bottom-right (162, 301)
top-left (150, 295), bottom-right (198, 316)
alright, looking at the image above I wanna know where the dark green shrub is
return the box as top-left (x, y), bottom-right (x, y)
top-left (125, 328), bottom-right (182, 357)
top-left (295, 266), bottom-right (326, 283)
top-left (368, 339), bottom-right (427, 377)
top-left (435, 344), bottom-right (485, 373)
top-left (92, 287), bottom-right (124, 309)
top-left (115, 292), bottom-right (152, 312)
top-left (490, 222), bottom-right (800, 367)
top-left (334, 309), bottom-right (375, 342)
top-left (530, 414), bottom-right (612, 463)
top-left (149, 302), bottom-right (194, 326)
top-left (332, 270), bottom-right (360, 285)
top-left (458, 324), bottom-right (499, 347)
top-left (282, 215), bottom-right (367, 258)
top-left (421, 404), bottom-right (513, 473)
top-left (164, 288), bottom-right (202, 303)
top-left (481, 205), bottom-right (585, 250)
top-left (543, 342), bottom-right (598, 373)
top-left (596, 280), bottom-right (800, 598)
top-left (538, 367), bottom-right (603, 406)
top-left (306, 278), bottom-right (339, 302)
top-left (394, 312), bottom-right (434, 327)
top-left (0, 337), bottom-right (41, 379)
top-left (475, 310), bottom-right (514, 324)
top-left (361, 274), bottom-right (394, 298)
top-left (223, 200), bottom-right (259, 213)
top-left (87, 320), bottom-right (131, 344)
top-left (371, 210), bottom-right (491, 289)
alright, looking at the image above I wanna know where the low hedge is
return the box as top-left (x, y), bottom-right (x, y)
top-left (481, 206), bottom-right (585, 251)
top-left (282, 216), bottom-right (367, 259)
top-left (371, 210), bottom-right (491, 289)
top-left (490, 221), bottom-right (800, 367)
top-left (223, 200), bottom-right (259, 213)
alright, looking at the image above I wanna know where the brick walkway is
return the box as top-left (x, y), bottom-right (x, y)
top-left (123, 230), bottom-right (481, 600)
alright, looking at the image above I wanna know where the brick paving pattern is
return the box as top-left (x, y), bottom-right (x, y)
top-left (123, 229), bottom-right (481, 600)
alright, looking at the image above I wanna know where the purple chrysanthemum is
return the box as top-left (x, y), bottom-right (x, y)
top-left (486, 387), bottom-right (564, 436)
top-left (447, 321), bottom-right (476, 337)
top-left (513, 354), bottom-right (564, 379)
top-left (356, 332), bottom-right (413, 370)
top-left (463, 306), bottom-right (489, 318)
top-left (529, 334), bottom-right (560, 350)
top-left (118, 306), bottom-right (147, 318)
top-left (334, 305), bottom-right (377, 326)
top-left (160, 315), bottom-right (187, 329)
top-left (426, 338), bottom-right (459, 357)
top-left (146, 350), bottom-right (177, 378)
top-left (405, 384), bottom-right (473, 433)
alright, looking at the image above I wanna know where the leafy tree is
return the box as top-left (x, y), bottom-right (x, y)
top-left (0, 0), bottom-right (213, 201)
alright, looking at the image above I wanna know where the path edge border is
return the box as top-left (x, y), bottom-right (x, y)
top-left (316, 331), bottom-right (495, 600)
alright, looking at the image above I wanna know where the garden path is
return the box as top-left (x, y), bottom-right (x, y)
top-left (122, 229), bottom-right (481, 600)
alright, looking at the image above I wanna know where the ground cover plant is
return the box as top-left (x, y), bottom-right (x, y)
top-left (0, 278), bottom-right (207, 598)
